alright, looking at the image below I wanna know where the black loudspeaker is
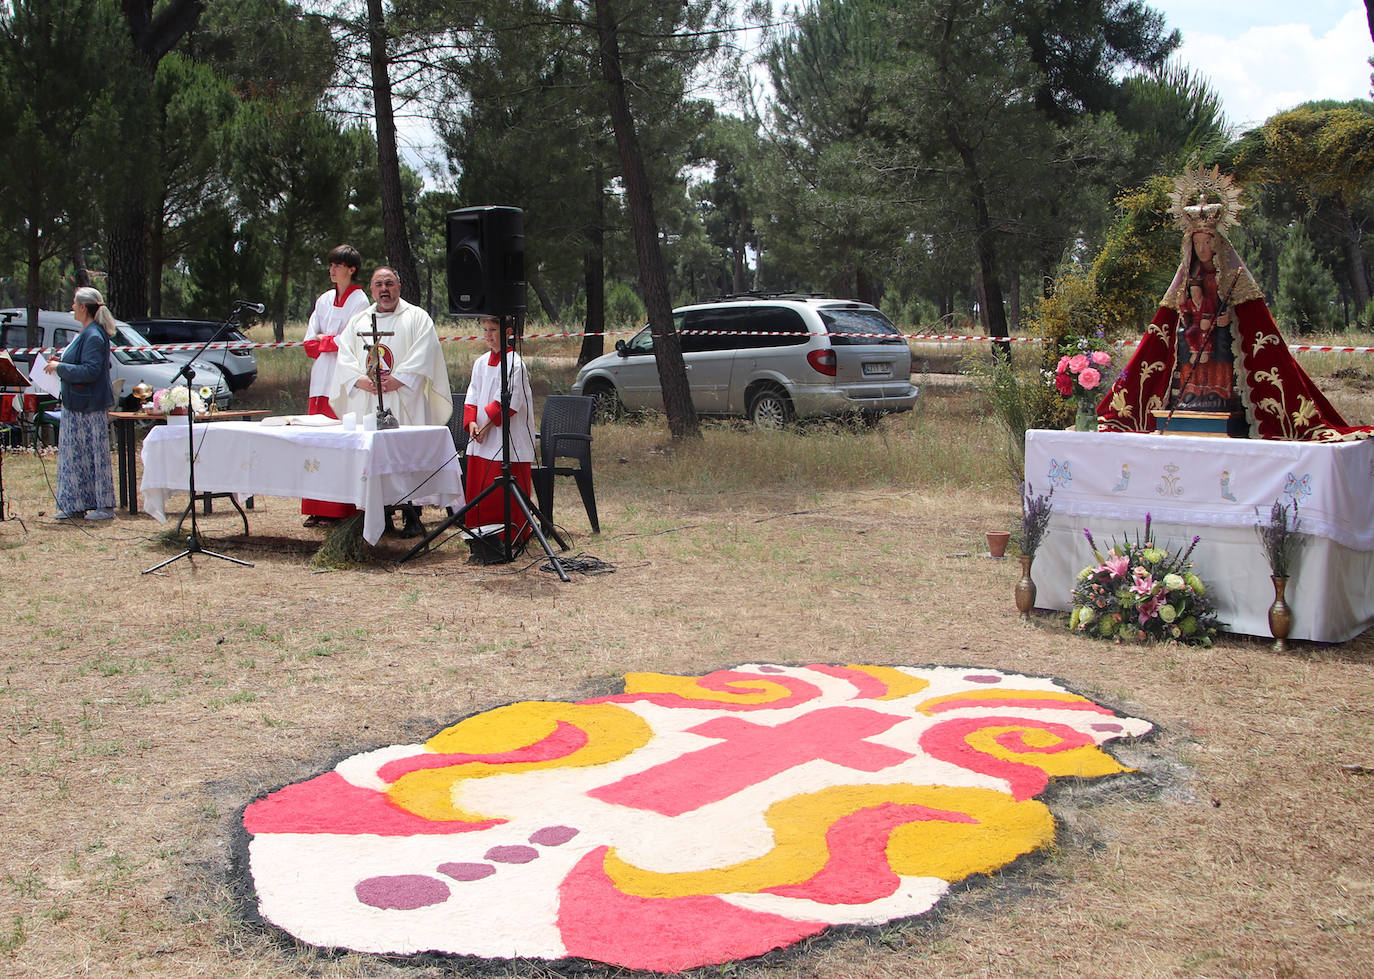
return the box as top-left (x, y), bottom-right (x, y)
top-left (447, 205), bottom-right (527, 315)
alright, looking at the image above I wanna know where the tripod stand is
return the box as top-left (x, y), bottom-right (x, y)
top-left (400, 314), bottom-right (568, 580)
top-left (143, 303), bottom-right (256, 573)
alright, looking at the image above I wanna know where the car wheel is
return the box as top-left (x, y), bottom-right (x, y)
top-left (586, 381), bottom-right (624, 423)
top-left (748, 386), bottom-right (793, 430)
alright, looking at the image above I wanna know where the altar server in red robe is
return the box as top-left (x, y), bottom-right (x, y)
top-left (301, 244), bottom-right (368, 526)
top-left (463, 315), bottom-right (536, 545)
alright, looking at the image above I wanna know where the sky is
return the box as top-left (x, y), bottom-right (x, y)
top-left (1148, 0), bottom-right (1373, 130)
top-left (403, 2), bottom-right (1374, 184)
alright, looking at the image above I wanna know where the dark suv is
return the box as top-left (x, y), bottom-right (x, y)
top-left (128, 319), bottom-right (258, 392)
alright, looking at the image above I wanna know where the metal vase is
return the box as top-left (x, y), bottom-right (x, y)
top-left (1015, 554), bottom-right (1037, 622)
top-left (1268, 575), bottom-right (1292, 652)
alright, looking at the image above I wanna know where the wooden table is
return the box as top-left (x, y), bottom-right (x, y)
top-left (109, 409), bottom-right (270, 514)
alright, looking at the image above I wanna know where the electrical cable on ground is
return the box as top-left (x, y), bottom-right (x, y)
top-left (541, 553), bottom-right (614, 576)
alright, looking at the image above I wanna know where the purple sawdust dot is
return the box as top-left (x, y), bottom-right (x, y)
top-left (529, 825), bottom-right (579, 847)
top-left (1091, 723), bottom-right (1124, 732)
top-left (964, 674), bottom-right (1003, 684)
top-left (485, 845), bottom-right (539, 864)
top-left (757, 665), bottom-right (785, 673)
top-left (354, 874), bottom-right (450, 910)
top-left (437, 862), bottom-right (497, 882)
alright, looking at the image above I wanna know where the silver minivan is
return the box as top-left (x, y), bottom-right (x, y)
top-left (571, 296), bottom-right (918, 427)
top-left (1, 309), bottom-right (233, 409)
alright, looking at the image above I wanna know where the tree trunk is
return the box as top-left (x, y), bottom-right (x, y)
top-left (108, 204), bottom-right (149, 320)
top-left (1336, 197), bottom-right (1371, 313)
top-left (529, 273), bottom-right (560, 321)
top-left (110, 0), bottom-right (204, 320)
top-left (366, 0), bottom-right (421, 305)
top-left (580, 210), bottom-right (606, 367)
top-left (149, 210), bottom-right (165, 317)
top-left (26, 229), bottom-right (42, 348)
top-left (71, 245), bottom-right (90, 290)
top-left (950, 129), bottom-right (1010, 357)
top-left (593, 0), bottom-right (697, 439)
top-left (274, 212), bottom-right (296, 343)
top-left (732, 220), bottom-right (746, 295)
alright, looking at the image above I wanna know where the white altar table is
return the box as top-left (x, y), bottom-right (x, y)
top-left (1024, 429), bottom-right (1374, 642)
top-left (141, 422), bottom-right (464, 546)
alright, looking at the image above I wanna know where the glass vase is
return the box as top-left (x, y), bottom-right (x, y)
top-left (1075, 401), bottom-right (1097, 432)
top-left (1014, 554), bottom-right (1037, 622)
top-left (1268, 575), bottom-right (1292, 652)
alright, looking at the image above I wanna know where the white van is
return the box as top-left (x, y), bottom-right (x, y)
top-left (1, 308), bottom-right (233, 409)
top-left (571, 295), bottom-right (918, 427)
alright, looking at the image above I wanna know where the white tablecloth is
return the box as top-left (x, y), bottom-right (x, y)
top-left (141, 421), bottom-right (464, 546)
top-left (1025, 430), bottom-right (1374, 642)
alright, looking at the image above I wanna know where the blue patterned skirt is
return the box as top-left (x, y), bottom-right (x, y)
top-left (55, 409), bottom-right (116, 513)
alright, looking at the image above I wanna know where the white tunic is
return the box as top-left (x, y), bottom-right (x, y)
top-left (303, 285), bottom-right (369, 400)
top-left (464, 349), bottom-right (535, 464)
top-left (330, 300), bottom-right (453, 426)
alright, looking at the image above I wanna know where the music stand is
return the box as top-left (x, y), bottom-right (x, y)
top-left (143, 304), bottom-right (256, 573)
top-left (399, 314), bottom-right (568, 580)
top-left (0, 352), bottom-right (29, 521)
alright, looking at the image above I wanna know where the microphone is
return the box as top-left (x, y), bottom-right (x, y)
top-left (234, 301), bottom-right (266, 314)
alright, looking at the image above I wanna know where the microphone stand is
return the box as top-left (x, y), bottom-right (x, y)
top-left (143, 303), bottom-right (256, 573)
top-left (400, 313), bottom-right (567, 580)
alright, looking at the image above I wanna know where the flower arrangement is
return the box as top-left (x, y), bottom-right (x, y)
top-left (1045, 333), bottom-right (1114, 409)
top-left (1255, 499), bottom-right (1302, 578)
top-left (151, 385), bottom-right (206, 414)
top-left (1070, 515), bottom-right (1220, 645)
top-left (1018, 483), bottom-right (1053, 559)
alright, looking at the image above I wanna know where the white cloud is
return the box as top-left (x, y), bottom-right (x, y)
top-left (1170, 8), bottom-right (1372, 129)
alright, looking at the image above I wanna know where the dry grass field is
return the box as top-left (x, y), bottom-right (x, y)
top-left (1, 344), bottom-right (1372, 979)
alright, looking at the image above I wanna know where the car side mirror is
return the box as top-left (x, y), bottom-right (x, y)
top-left (615, 339), bottom-right (627, 356)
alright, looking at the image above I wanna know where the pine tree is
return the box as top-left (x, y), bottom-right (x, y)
top-left (1276, 224), bottom-right (1338, 334)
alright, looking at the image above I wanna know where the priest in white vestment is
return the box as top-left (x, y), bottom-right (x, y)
top-left (330, 266), bottom-right (453, 426)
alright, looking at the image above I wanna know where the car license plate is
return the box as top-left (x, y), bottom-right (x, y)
top-left (862, 362), bottom-right (892, 377)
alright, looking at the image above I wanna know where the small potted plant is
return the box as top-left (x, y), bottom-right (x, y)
top-left (1014, 484), bottom-right (1053, 620)
top-left (1255, 499), bottom-right (1302, 651)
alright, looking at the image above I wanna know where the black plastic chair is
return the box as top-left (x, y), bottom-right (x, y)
top-left (533, 395), bottom-right (599, 534)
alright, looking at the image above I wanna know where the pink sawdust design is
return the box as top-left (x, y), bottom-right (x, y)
top-left (557, 847), bottom-right (826, 972)
top-left (765, 801), bottom-right (976, 904)
top-left (804, 664), bottom-right (892, 699)
top-left (243, 772), bottom-right (503, 836)
top-left (589, 707), bottom-right (914, 816)
top-left (919, 716), bottom-right (1094, 800)
top-left (375, 720), bottom-right (589, 783)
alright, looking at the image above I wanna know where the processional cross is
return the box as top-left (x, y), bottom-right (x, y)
top-left (359, 313), bottom-right (399, 430)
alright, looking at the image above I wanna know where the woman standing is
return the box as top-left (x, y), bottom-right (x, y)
top-left (463, 315), bottom-right (536, 545)
top-left (301, 243), bottom-right (368, 527)
top-left (43, 286), bottom-right (117, 520)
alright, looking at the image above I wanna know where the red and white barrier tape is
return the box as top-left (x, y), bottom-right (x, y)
top-left (6, 331), bottom-right (1374, 356)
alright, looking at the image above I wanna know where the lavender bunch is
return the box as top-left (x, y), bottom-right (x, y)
top-left (1019, 484), bottom-right (1054, 559)
top-left (1256, 499), bottom-right (1303, 578)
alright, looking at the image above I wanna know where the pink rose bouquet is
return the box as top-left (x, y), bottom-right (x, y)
top-left (1045, 334), bottom-right (1115, 411)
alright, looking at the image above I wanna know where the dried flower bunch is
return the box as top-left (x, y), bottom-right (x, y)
top-left (1019, 483), bottom-right (1053, 559)
top-left (1255, 499), bottom-right (1302, 578)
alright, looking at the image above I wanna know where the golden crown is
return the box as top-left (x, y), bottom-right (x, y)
top-left (1169, 165), bottom-right (1243, 236)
